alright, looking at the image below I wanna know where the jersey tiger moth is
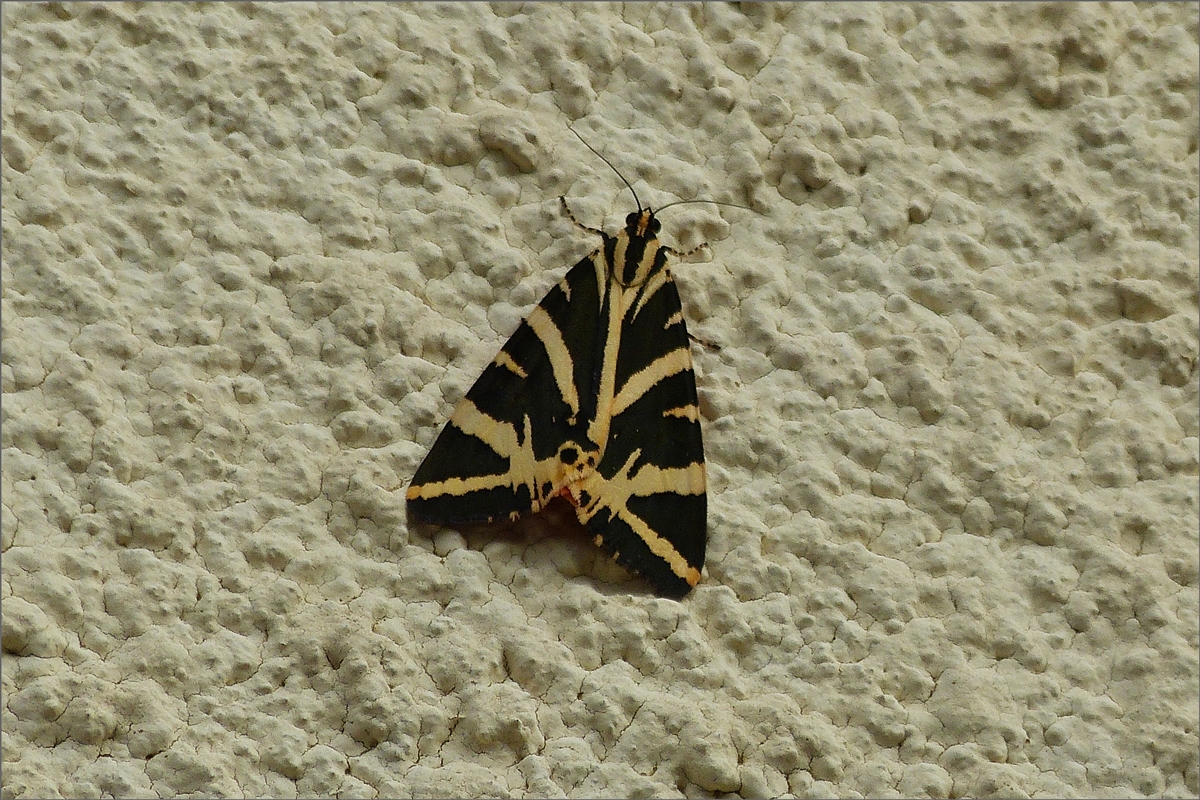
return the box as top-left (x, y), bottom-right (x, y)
top-left (406, 129), bottom-right (733, 598)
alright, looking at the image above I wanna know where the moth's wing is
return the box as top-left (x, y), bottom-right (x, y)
top-left (583, 265), bottom-right (707, 598)
top-left (407, 254), bottom-right (607, 525)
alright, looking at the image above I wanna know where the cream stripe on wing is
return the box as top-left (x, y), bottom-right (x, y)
top-left (663, 405), bottom-right (699, 421)
top-left (610, 347), bottom-right (693, 417)
top-left (407, 406), bottom-right (563, 505)
top-left (526, 306), bottom-right (580, 418)
top-left (589, 252), bottom-right (608, 299)
top-left (630, 267), bottom-right (670, 322)
top-left (626, 462), bottom-right (705, 496)
top-left (494, 350), bottom-right (527, 378)
top-left (506, 414), bottom-right (540, 499)
top-left (449, 398), bottom-right (518, 456)
top-left (406, 468), bottom-right (516, 499)
top-left (588, 280), bottom-right (626, 449)
top-left (630, 237), bottom-right (661, 287)
top-left (617, 506), bottom-right (702, 585)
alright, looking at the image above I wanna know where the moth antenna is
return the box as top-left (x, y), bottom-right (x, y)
top-left (656, 198), bottom-right (754, 214)
top-left (567, 123), bottom-right (642, 212)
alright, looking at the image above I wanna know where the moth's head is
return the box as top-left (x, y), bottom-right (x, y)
top-left (627, 209), bottom-right (661, 239)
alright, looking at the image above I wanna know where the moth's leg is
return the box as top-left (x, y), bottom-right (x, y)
top-left (688, 331), bottom-right (721, 351)
top-left (670, 240), bottom-right (718, 351)
top-left (665, 242), bottom-right (711, 261)
top-left (559, 197), bottom-right (605, 238)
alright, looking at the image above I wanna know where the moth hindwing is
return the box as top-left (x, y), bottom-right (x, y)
top-left (406, 201), bottom-right (706, 598)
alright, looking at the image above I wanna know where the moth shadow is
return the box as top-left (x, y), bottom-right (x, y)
top-left (406, 498), bottom-right (646, 597)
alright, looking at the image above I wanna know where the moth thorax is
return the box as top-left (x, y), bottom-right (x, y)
top-left (557, 441), bottom-right (596, 471)
top-left (616, 240), bottom-right (667, 289)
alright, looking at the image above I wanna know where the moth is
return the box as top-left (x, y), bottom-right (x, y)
top-left (407, 129), bottom-right (734, 597)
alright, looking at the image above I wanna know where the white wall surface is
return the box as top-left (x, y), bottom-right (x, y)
top-left (3, 4), bottom-right (1197, 797)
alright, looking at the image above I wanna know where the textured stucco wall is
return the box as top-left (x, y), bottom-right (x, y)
top-left (3, 4), bottom-right (1197, 798)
